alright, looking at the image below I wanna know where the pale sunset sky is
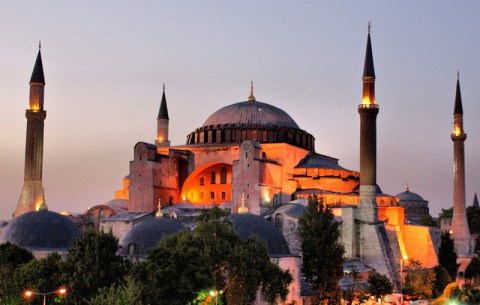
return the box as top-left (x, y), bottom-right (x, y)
top-left (1, 1), bottom-right (479, 220)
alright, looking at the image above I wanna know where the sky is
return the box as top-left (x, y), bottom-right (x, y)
top-left (1, 1), bottom-right (479, 220)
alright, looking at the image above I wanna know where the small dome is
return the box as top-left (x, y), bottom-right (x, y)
top-left (229, 213), bottom-right (290, 256)
top-left (203, 101), bottom-right (300, 129)
top-left (396, 190), bottom-right (425, 201)
top-left (0, 210), bottom-right (80, 252)
top-left (118, 217), bottom-right (184, 256)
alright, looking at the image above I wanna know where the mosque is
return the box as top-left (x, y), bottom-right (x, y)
top-left (1, 28), bottom-right (474, 304)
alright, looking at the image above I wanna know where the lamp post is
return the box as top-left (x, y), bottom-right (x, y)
top-left (209, 290), bottom-right (223, 305)
top-left (24, 288), bottom-right (67, 305)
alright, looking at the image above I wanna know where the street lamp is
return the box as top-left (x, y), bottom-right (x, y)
top-left (209, 289), bottom-right (223, 305)
top-left (23, 287), bottom-right (67, 305)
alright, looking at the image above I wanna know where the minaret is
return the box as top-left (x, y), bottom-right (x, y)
top-left (155, 83), bottom-right (170, 153)
top-left (15, 45), bottom-right (47, 218)
top-left (357, 24), bottom-right (379, 222)
top-left (450, 74), bottom-right (471, 256)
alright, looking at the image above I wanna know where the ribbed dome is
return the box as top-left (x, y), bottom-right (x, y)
top-left (396, 190), bottom-right (424, 201)
top-left (229, 213), bottom-right (290, 257)
top-left (118, 217), bottom-right (184, 256)
top-left (0, 210), bottom-right (80, 252)
top-left (203, 101), bottom-right (300, 129)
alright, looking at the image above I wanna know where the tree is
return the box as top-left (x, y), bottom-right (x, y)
top-left (87, 276), bottom-right (143, 305)
top-left (420, 215), bottom-right (437, 227)
top-left (14, 253), bottom-right (65, 305)
top-left (0, 242), bottom-right (34, 305)
top-left (432, 265), bottom-right (452, 298)
top-left (367, 272), bottom-right (393, 302)
top-left (298, 195), bottom-right (345, 304)
top-left (475, 234), bottom-right (480, 255)
top-left (466, 206), bottom-right (480, 234)
top-left (63, 229), bottom-right (129, 305)
top-left (465, 256), bottom-right (480, 283)
top-left (438, 231), bottom-right (458, 280)
top-left (403, 267), bottom-right (434, 299)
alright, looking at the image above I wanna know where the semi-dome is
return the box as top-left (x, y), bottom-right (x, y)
top-left (203, 101), bottom-right (300, 129)
top-left (229, 213), bottom-right (290, 257)
top-left (0, 210), bottom-right (80, 252)
top-left (186, 99), bottom-right (315, 151)
top-left (118, 217), bottom-right (184, 256)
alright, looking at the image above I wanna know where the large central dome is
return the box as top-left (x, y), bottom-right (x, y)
top-left (186, 98), bottom-right (315, 151)
top-left (203, 101), bottom-right (300, 129)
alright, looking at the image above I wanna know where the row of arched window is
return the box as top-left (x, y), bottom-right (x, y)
top-left (199, 167), bottom-right (228, 185)
top-left (195, 191), bottom-right (227, 200)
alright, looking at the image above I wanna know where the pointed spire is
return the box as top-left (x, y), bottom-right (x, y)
top-left (158, 83), bottom-right (169, 120)
top-left (454, 72), bottom-right (463, 114)
top-left (473, 193), bottom-right (479, 208)
top-left (238, 192), bottom-right (249, 214)
top-left (405, 182), bottom-right (409, 192)
top-left (363, 23), bottom-right (375, 78)
top-left (30, 44), bottom-right (45, 84)
top-left (247, 81), bottom-right (256, 102)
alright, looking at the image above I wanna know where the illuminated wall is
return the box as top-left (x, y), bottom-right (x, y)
top-left (181, 163), bottom-right (232, 204)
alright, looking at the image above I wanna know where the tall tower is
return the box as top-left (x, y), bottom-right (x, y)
top-left (15, 46), bottom-right (47, 218)
top-left (155, 83), bottom-right (170, 153)
top-left (357, 24), bottom-right (379, 223)
top-left (450, 75), bottom-right (471, 256)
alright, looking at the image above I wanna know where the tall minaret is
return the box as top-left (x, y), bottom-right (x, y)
top-left (15, 45), bottom-right (47, 218)
top-left (357, 24), bottom-right (379, 223)
top-left (155, 83), bottom-right (170, 153)
top-left (450, 74), bottom-right (471, 256)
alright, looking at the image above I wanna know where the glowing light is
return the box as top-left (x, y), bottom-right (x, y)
top-left (453, 126), bottom-right (461, 136)
top-left (24, 291), bottom-right (33, 298)
top-left (158, 136), bottom-right (164, 142)
top-left (264, 192), bottom-right (271, 203)
top-left (449, 230), bottom-right (453, 234)
top-left (30, 105), bottom-right (40, 112)
top-left (58, 288), bottom-right (67, 296)
top-left (403, 255), bottom-right (408, 261)
top-left (182, 195), bottom-right (186, 201)
top-left (362, 96), bottom-right (373, 105)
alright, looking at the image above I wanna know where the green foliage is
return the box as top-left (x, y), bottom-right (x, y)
top-left (438, 231), bottom-right (458, 280)
top-left (420, 215), bottom-right (437, 227)
top-left (438, 208), bottom-right (453, 219)
top-left (432, 265), bottom-right (452, 298)
top-left (465, 256), bottom-right (480, 280)
top-left (475, 234), bottom-right (480, 255)
top-left (367, 272), bottom-right (393, 301)
top-left (0, 242), bottom-right (34, 305)
top-left (466, 206), bottom-right (480, 234)
top-left (0, 242), bottom-right (34, 269)
top-left (131, 206), bottom-right (292, 305)
top-left (403, 267), bottom-right (434, 299)
top-left (87, 276), bottom-right (143, 305)
top-left (63, 229), bottom-right (129, 305)
top-left (298, 195), bottom-right (345, 304)
top-left (131, 229), bottom-right (213, 305)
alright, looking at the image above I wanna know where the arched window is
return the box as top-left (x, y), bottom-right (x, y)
top-left (99, 209), bottom-right (105, 220)
top-left (200, 192), bottom-right (205, 200)
top-left (275, 213), bottom-right (283, 228)
top-left (232, 130), bottom-right (236, 141)
top-left (88, 214), bottom-right (95, 224)
top-left (221, 191), bottom-right (226, 200)
top-left (128, 243), bottom-right (136, 255)
top-left (199, 176), bottom-right (205, 186)
top-left (221, 129), bottom-right (226, 142)
top-left (210, 192), bottom-right (215, 200)
top-left (262, 130), bottom-right (267, 142)
top-left (220, 167), bottom-right (227, 184)
top-left (252, 130), bottom-right (257, 141)
top-left (241, 130), bottom-right (247, 141)
top-left (210, 171), bottom-right (216, 184)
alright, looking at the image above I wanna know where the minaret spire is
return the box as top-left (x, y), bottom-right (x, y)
top-left (15, 46), bottom-right (48, 217)
top-left (358, 24), bottom-right (379, 222)
top-left (247, 81), bottom-right (256, 102)
top-left (156, 83), bottom-right (170, 152)
top-left (450, 75), bottom-right (471, 257)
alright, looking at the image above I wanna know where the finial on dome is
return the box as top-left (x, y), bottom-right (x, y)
top-left (238, 192), bottom-right (249, 214)
top-left (247, 81), bottom-right (256, 102)
top-left (156, 198), bottom-right (163, 217)
top-left (405, 182), bottom-right (409, 192)
top-left (39, 40), bottom-right (41, 49)
top-left (457, 70), bottom-right (460, 81)
top-left (368, 21), bottom-right (371, 34)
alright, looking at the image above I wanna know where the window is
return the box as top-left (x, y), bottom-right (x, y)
top-left (128, 243), bottom-right (136, 255)
top-left (200, 191), bottom-right (205, 200)
top-left (88, 214), bottom-right (95, 224)
top-left (262, 130), bottom-right (267, 142)
top-left (210, 171), bottom-right (216, 184)
top-left (220, 167), bottom-right (227, 184)
top-left (210, 191), bottom-right (215, 200)
top-left (221, 129), bottom-right (226, 142)
top-left (199, 176), bottom-right (205, 186)
top-left (241, 130), bottom-right (247, 141)
top-left (99, 209), bottom-right (105, 220)
top-left (252, 130), bottom-right (257, 141)
top-left (221, 191), bottom-right (226, 200)
top-left (232, 130), bottom-right (236, 141)
top-left (275, 213), bottom-right (283, 228)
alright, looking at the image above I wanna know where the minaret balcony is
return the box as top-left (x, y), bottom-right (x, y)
top-left (451, 133), bottom-right (467, 141)
top-left (358, 104), bottom-right (379, 110)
